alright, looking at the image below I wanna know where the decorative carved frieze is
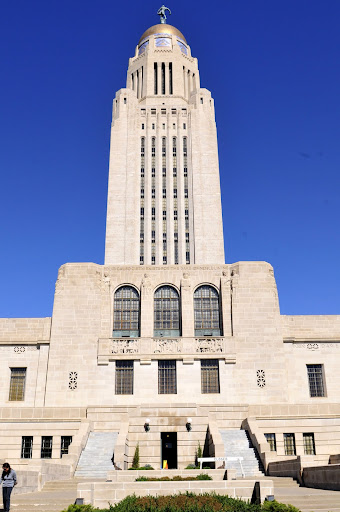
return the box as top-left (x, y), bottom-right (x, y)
top-left (111, 339), bottom-right (139, 354)
top-left (195, 338), bottom-right (224, 353)
top-left (154, 338), bottom-right (182, 353)
top-left (292, 342), bottom-right (339, 350)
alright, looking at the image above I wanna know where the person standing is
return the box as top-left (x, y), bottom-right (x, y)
top-left (1, 463), bottom-right (17, 512)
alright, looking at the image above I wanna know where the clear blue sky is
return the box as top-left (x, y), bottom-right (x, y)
top-left (1, 0), bottom-right (339, 317)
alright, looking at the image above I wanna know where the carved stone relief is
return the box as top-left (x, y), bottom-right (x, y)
top-left (154, 338), bottom-right (182, 353)
top-left (111, 339), bottom-right (139, 354)
top-left (195, 338), bottom-right (224, 353)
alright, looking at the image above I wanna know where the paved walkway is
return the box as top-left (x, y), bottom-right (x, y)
top-left (5, 476), bottom-right (340, 512)
top-left (264, 477), bottom-right (340, 512)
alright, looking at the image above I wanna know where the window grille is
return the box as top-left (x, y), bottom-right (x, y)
top-left (113, 286), bottom-right (140, 337)
top-left (115, 360), bottom-right (134, 395)
top-left (303, 433), bottom-right (315, 455)
top-left (158, 360), bottom-right (177, 394)
top-left (283, 433), bottom-right (296, 456)
top-left (154, 286), bottom-right (180, 336)
top-left (264, 433), bottom-right (276, 451)
top-left (21, 436), bottom-right (33, 459)
top-left (307, 364), bottom-right (325, 397)
top-left (9, 368), bottom-right (26, 401)
top-left (41, 436), bottom-right (53, 459)
top-left (194, 285), bottom-right (221, 335)
top-left (201, 359), bottom-right (220, 393)
top-left (61, 436), bottom-right (73, 457)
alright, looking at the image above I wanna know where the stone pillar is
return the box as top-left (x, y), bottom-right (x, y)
top-left (140, 274), bottom-right (153, 338)
top-left (220, 272), bottom-right (232, 337)
top-left (181, 273), bottom-right (194, 337)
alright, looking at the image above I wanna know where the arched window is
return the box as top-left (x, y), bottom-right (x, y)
top-left (113, 286), bottom-right (140, 337)
top-left (194, 285), bottom-right (221, 336)
top-left (154, 285), bottom-right (180, 337)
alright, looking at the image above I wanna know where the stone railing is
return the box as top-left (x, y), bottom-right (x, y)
top-left (97, 337), bottom-right (235, 364)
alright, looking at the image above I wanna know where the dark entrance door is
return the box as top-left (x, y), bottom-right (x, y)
top-left (161, 432), bottom-right (177, 469)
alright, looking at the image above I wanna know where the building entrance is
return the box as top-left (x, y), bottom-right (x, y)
top-left (161, 432), bottom-right (177, 469)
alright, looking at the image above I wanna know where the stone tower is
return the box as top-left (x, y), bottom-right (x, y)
top-left (104, 22), bottom-right (225, 266)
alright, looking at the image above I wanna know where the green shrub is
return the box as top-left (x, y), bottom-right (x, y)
top-left (109, 492), bottom-right (262, 511)
top-left (60, 505), bottom-right (114, 512)
top-left (262, 501), bottom-right (300, 512)
top-left (136, 474), bottom-right (212, 482)
top-left (60, 493), bottom-right (302, 512)
top-left (195, 474), bottom-right (212, 480)
top-left (131, 443), bottom-right (139, 469)
top-left (185, 464), bottom-right (199, 469)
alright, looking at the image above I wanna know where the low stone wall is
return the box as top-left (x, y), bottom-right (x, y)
top-left (329, 454), bottom-right (340, 464)
top-left (267, 458), bottom-right (302, 484)
top-left (12, 462), bottom-right (71, 495)
top-left (303, 464), bottom-right (340, 491)
top-left (12, 470), bottom-right (40, 495)
top-left (77, 479), bottom-right (274, 507)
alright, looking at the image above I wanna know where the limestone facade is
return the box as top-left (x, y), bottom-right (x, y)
top-left (0, 19), bottom-right (339, 475)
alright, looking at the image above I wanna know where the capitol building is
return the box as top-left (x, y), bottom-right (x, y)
top-left (1, 9), bottom-right (339, 484)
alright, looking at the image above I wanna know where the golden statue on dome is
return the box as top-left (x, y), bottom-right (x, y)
top-left (157, 5), bottom-right (171, 24)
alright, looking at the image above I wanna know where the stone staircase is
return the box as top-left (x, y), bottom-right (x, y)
top-left (264, 476), bottom-right (340, 512)
top-left (75, 431), bottom-right (118, 478)
top-left (11, 479), bottom-right (79, 512)
top-left (220, 429), bottom-right (264, 477)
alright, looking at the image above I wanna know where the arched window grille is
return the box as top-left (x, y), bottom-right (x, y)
top-left (113, 286), bottom-right (140, 337)
top-left (194, 285), bottom-right (221, 336)
top-left (154, 285), bottom-right (180, 337)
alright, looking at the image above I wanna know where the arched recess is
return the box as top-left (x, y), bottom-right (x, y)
top-left (113, 285), bottom-right (140, 338)
top-left (193, 284), bottom-right (221, 336)
top-left (154, 285), bottom-right (180, 337)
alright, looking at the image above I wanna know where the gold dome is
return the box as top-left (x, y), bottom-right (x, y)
top-left (138, 24), bottom-right (187, 45)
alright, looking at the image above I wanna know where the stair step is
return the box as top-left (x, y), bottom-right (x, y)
top-left (220, 429), bottom-right (265, 477)
top-left (74, 431), bottom-right (118, 479)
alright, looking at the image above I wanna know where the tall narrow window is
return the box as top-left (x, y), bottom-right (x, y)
top-left (113, 286), bottom-right (140, 337)
top-left (41, 436), bottom-right (53, 459)
top-left (194, 285), bottom-right (221, 336)
top-left (173, 137), bottom-right (178, 264)
top-left (307, 364), bottom-right (325, 397)
top-left (201, 359), bottom-right (220, 393)
top-left (154, 286), bottom-right (180, 336)
top-left (115, 360), bottom-right (134, 395)
top-left (151, 137), bottom-right (156, 264)
top-left (21, 436), bottom-right (33, 459)
top-left (162, 137), bottom-right (167, 264)
top-left (140, 137), bottom-right (145, 264)
top-left (264, 433), bottom-right (277, 452)
top-left (303, 433), bottom-right (315, 455)
top-left (158, 360), bottom-right (177, 394)
top-left (169, 62), bottom-right (173, 94)
top-left (283, 433), bottom-right (296, 456)
top-left (9, 368), bottom-right (26, 401)
top-left (161, 62), bottom-right (165, 94)
top-left (61, 436), bottom-right (72, 457)
top-left (183, 137), bottom-right (190, 263)
top-left (154, 63), bottom-right (158, 94)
